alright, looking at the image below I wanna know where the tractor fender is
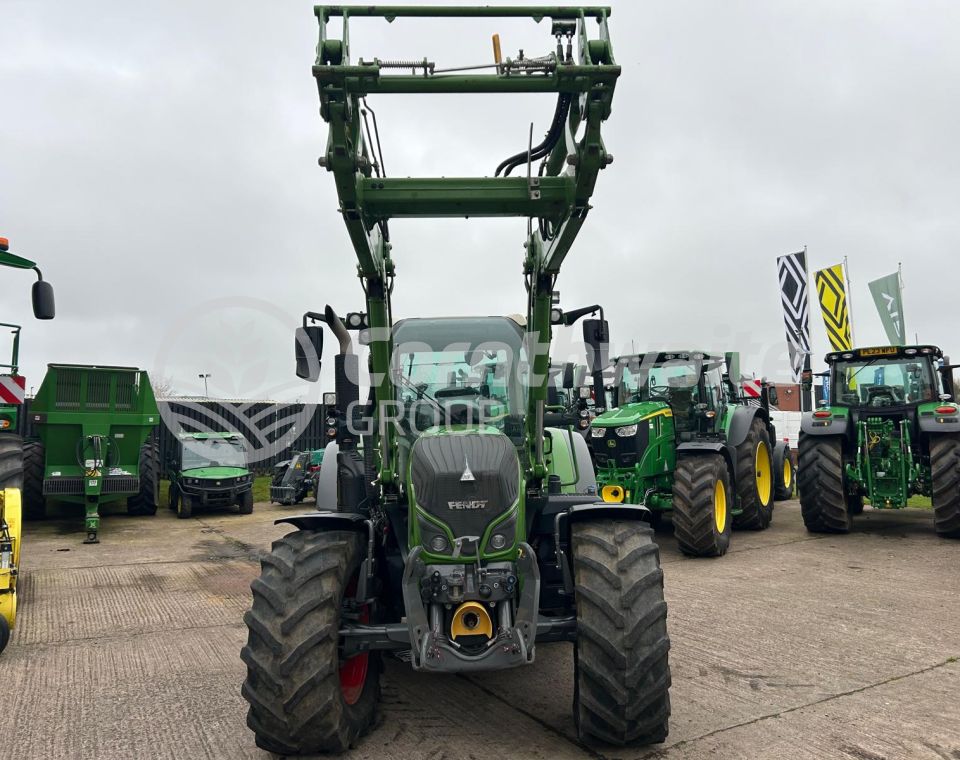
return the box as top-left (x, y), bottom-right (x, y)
top-left (676, 440), bottom-right (735, 475)
top-left (800, 413), bottom-right (851, 436)
top-left (918, 416), bottom-right (960, 435)
top-left (727, 405), bottom-right (767, 448)
top-left (275, 510), bottom-right (367, 533)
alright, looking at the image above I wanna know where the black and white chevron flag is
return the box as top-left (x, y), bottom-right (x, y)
top-left (777, 251), bottom-right (811, 382)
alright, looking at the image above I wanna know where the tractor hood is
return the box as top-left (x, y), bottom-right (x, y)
top-left (182, 466), bottom-right (249, 480)
top-left (592, 401), bottom-right (670, 427)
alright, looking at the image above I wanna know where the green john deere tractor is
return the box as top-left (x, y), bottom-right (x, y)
top-left (798, 344), bottom-right (960, 536)
top-left (590, 351), bottom-right (776, 556)
top-left (167, 432), bottom-right (254, 518)
top-left (241, 7), bottom-right (671, 754)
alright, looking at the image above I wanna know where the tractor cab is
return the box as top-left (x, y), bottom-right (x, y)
top-left (167, 432), bottom-right (253, 518)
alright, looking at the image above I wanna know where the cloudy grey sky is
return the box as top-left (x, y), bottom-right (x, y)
top-left (2, 0), bottom-right (959, 401)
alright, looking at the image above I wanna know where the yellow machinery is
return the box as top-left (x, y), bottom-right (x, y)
top-left (0, 487), bottom-right (21, 653)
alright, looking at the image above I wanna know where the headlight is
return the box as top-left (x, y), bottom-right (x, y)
top-left (591, 426), bottom-right (607, 438)
top-left (489, 533), bottom-right (507, 550)
top-left (578, 387), bottom-right (592, 399)
top-left (429, 535), bottom-right (448, 552)
top-left (615, 424), bottom-right (638, 437)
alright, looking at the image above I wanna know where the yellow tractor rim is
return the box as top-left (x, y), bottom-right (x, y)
top-left (755, 441), bottom-right (772, 506)
top-left (714, 479), bottom-right (727, 533)
top-left (783, 457), bottom-right (792, 489)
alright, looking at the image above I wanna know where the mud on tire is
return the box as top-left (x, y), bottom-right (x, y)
top-left (930, 435), bottom-right (960, 537)
top-left (572, 519), bottom-right (670, 745)
top-left (672, 454), bottom-right (732, 557)
top-left (241, 529), bottom-right (381, 754)
top-left (798, 434), bottom-right (851, 533)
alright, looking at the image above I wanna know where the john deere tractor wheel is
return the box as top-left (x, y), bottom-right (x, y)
top-left (0, 434), bottom-right (24, 490)
top-left (672, 454), bottom-right (732, 557)
top-left (238, 489), bottom-right (254, 515)
top-left (930, 435), bottom-right (960, 537)
top-left (572, 519), bottom-right (670, 745)
top-left (241, 529), bottom-right (381, 754)
top-left (22, 440), bottom-right (45, 520)
top-left (733, 419), bottom-right (774, 530)
top-left (127, 440), bottom-right (159, 516)
top-left (797, 435), bottom-right (851, 533)
top-left (773, 441), bottom-right (795, 500)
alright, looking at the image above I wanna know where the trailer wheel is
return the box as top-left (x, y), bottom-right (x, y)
top-left (127, 440), bottom-right (159, 516)
top-left (238, 489), bottom-right (254, 515)
top-left (773, 441), bottom-right (794, 500)
top-left (798, 434), bottom-right (851, 533)
top-left (0, 434), bottom-right (24, 490)
top-left (22, 440), bottom-right (45, 520)
top-left (572, 519), bottom-right (670, 745)
top-left (672, 453), bottom-right (732, 557)
top-left (241, 529), bottom-right (381, 754)
top-left (930, 435), bottom-right (960, 537)
top-left (733, 419), bottom-right (774, 529)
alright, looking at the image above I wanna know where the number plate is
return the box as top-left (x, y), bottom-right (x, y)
top-left (859, 346), bottom-right (898, 357)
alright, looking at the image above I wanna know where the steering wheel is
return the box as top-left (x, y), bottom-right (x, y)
top-left (867, 385), bottom-right (896, 407)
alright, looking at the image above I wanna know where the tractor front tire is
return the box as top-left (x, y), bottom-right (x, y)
top-left (238, 489), bottom-right (254, 515)
top-left (930, 435), bottom-right (960, 537)
top-left (572, 519), bottom-right (670, 745)
top-left (0, 434), bottom-right (24, 490)
top-left (22, 440), bottom-right (45, 520)
top-left (672, 454), bottom-right (732, 557)
top-left (127, 440), bottom-right (159, 516)
top-left (176, 493), bottom-right (193, 519)
top-left (733, 419), bottom-right (774, 530)
top-left (241, 529), bottom-right (381, 754)
top-left (798, 435), bottom-right (851, 533)
top-left (773, 441), bottom-right (795, 501)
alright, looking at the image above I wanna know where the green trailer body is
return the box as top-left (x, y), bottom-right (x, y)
top-left (798, 344), bottom-right (960, 536)
top-left (24, 364), bottom-right (160, 543)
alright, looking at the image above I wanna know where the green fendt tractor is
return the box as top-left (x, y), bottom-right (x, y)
top-left (241, 7), bottom-right (672, 754)
top-left (590, 351), bottom-right (778, 556)
top-left (0, 236), bottom-right (54, 653)
top-left (167, 432), bottom-right (254, 518)
top-left (798, 344), bottom-right (960, 536)
top-left (23, 364), bottom-right (160, 543)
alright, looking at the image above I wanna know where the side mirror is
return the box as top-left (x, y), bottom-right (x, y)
top-left (768, 386), bottom-right (779, 406)
top-left (582, 318), bottom-right (610, 372)
top-left (561, 362), bottom-right (575, 390)
top-left (32, 280), bottom-right (55, 320)
top-left (295, 325), bottom-right (323, 381)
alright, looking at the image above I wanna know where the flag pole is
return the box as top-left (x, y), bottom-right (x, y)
top-left (802, 245), bottom-right (813, 412)
top-left (843, 255), bottom-right (856, 346)
top-left (898, 261), bottom-right (907, 342)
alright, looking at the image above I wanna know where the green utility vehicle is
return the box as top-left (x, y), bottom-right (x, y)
top-left (241, 7), bottom-right (671, 755)
top-left (23, 364), bottom-right (159, 543)
top-left (269, 448), bottom-right (323, 505)
top-left (590, 351), bottom-right (777, 556)
top-left (798, 344), bottom-right (960, 536)
top-left (168, 432), bottom-right (253, 518)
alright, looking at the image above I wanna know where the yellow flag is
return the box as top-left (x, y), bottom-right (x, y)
top-left (814, 264), bottom-right (853, 351)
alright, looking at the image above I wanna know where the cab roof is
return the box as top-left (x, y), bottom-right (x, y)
top-left (825, 345), bottom-right (943, 363)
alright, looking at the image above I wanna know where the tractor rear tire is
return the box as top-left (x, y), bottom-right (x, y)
top-left (672, 454), bottom-right (732, 557)
top-left (572, 519), bottom-right (670, 746)
top-left (0, 614), bottom-right (9, 655)
top-left (798, 434), bottom-right (851, 533)
top-left (241, 530), bottom-right (381, 754)
top-left (0, 434), bottom-right (24, 490)
top-left (733, 419), bottom-right (774, 530)
top-left (930, 435), bottom-right (960, 537)
top-left (22, 440), bottom-right (45, 521)
top-left (238, 489), bottom-right (254, 515)
top-left (773, 441), bottom-right (795, 500)
top-left (127, 440), bottom-right (159, 516)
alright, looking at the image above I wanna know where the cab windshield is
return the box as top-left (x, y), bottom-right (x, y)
top-left (618, 357), bottom-right (703, 407)
top-left (831, 358), bottom-right (937, 407)
top-left (391, 317), bottom-right (528, 437)
top-left (182, 438), bottom-right (247, 469)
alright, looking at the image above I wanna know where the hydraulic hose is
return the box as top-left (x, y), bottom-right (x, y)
top-left (495, 93), bottom-right (572, 177)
